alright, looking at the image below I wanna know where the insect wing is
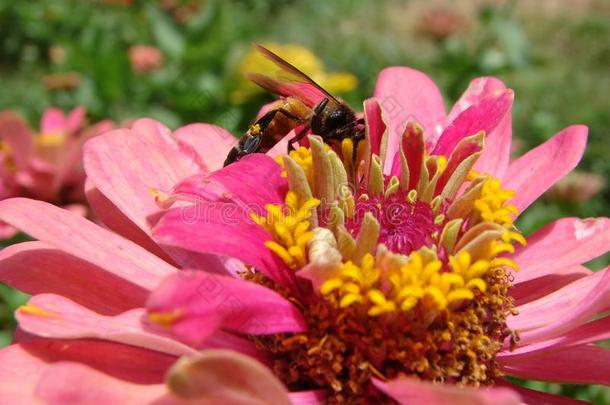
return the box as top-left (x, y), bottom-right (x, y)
top-left (246, 44), bottom-right (340, 108)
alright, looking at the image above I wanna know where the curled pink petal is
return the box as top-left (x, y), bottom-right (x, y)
top-left (450, 78), bottom-right (513, 178)
top-left (17, 294), bottom-right (195, 357)
top-left (503, 125), bottom-right (588, 214)
top-left (513, 217), bottom-right (610, 284)
top-left (363, 98), bottom-right (387, 159)
top-left (372, 377), bottom-right (521, 405)
top-left (0, 198), bottom-right (176, 292)
top-left (433, 89), bottom-right (513, 157)
top-left (147, 271), bottom-right (306, 345)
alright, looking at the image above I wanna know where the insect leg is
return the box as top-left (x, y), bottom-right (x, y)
top-left (276, 108), bottom-right (307, 123)
top-left (351, 130), bottom-right (365, 162)
top-left (314, 98), bottom-right (329, 115)
top-left (288, 124), bottom-right (311, 152)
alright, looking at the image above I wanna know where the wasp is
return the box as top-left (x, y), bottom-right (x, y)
top-left (224, 45), bottom-right (364, 167)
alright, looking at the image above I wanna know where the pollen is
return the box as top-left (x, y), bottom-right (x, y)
top-left (148, 309), bottom-right (184, 328)
top-left (249, 123), bottom-right (262, 135)
top-left (251, 190), bottom-right (320, 270)
top-left (17, 304), bottom-right (57, 318)
top-left (473, 175), bottom-right (518, 227)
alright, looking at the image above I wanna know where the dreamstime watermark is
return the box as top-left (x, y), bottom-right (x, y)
top-left (172, 180), bottom-right (430, 230)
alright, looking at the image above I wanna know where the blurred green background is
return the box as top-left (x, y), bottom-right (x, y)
top-left (0, 0), bottom-right (608, 402)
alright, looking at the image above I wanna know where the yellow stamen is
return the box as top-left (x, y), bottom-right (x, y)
top-left (252, 191), bottom-right (320, 270)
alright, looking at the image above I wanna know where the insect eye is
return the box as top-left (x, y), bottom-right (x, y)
top-left (325, 110), bottom-right (349, 130)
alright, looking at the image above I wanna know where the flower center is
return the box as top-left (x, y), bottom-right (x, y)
top-left (249, 134), bottom-right (525, 403)
top-left (344, 189), bottom-right (443, 257)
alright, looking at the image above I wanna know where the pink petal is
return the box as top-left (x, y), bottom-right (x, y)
top-left (374, 67), bottom-right (447, 161)
top-left (36, 362), bottom-right (166, 405)
top-left (165, 349), bottom-right (291, 405)
top-left (435, 132), bottom-right (483, 194)
top-left (288, 390), bottom-right (326, 405)
top-left (153, 203), bottom-right (291, 284)
top-left (147, 271), bottom-right (306, 345)
top-left (501, 344), bottom-right (610, 385)
top-left (0, 111), bottom-right (34, 169)
top-left (40, 107), bottom-right (67, 134)
top-left (503, 125), bottom-right (588, 214)
top-left (500, 315), bottom-right (610, 358)
top-left (85, 180), bottom-right (175, 262)
top-left (17, 294), bottom-right (195, 357)
top-left (86, 180), bottom-right (233, 275)
top-left (372, 377), bottom-right (521, 405)
top-left (510, 267), bottom-right (610, 344)
top-left (173, 123), bottom-right (237, 171)
top-left (449, 78), bottom-right (513, 178)
top-left (498, 381), bottom-right (590, 405)
top-left (363, 98), bottom-right (387, 159)
top-left (267, 130), bottom-right (292, 159)
top-left (65, 106), bottom-right (87, 135)
top-left (513, 217), bottom-right (610, 284)
top-left (2, 337), bottom-right (175, 384)
top-left (433, 89), bottom-right (513, 157)
top-left (83, 119), bottom-right (203, 235)
top-left (256, 101), bottom-right (279, 120)
top-left (165, 153), bottom-right (287, 211)
top-left (0, 198), bottom-right (176, 292)
top-left (0, 241), bottom-right (146, 314)
top-left (0, 344), bottom-right (49, 404)
top-left (510, 265), bottom-right (593, 305)
top-left (0, 221), bottom-right (17, 240)
top-left (448, 77), bottom-right (508, 120)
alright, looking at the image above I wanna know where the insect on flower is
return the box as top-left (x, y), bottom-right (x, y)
top-left (224, 44), bottom-right (364, 166)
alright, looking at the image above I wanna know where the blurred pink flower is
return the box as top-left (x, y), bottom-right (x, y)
top-left (417, 6), bottom-right (466, 41)
top-left (544, 170), bottom-right (605, 203)
top-left (0, 107), bottom-right (113, 239)
top-left (128, 45), bottom-right (164, 74)
top-left (0, 68), bottom-right (608, 404)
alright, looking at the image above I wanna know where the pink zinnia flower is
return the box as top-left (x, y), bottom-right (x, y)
top-left (0, 107), bottom-right (113, 239)
top-left (0, 69), bottom-right (607, 404)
